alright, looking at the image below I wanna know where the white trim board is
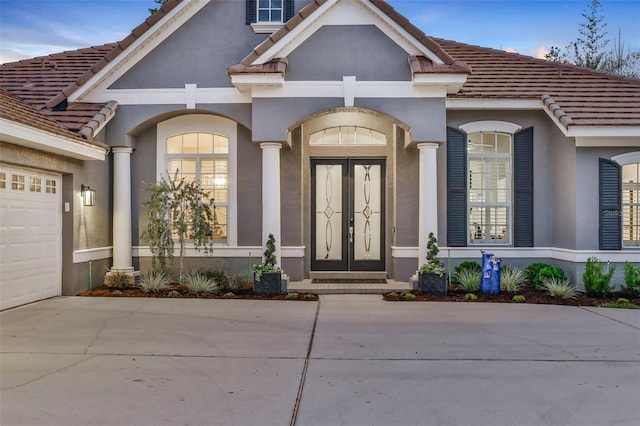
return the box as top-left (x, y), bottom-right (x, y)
top-left (391, 246), bottom-right (640, 263)
top-left (73, 247), bottom-right (113, 263)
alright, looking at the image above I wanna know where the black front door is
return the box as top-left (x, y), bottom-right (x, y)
top-left (311, 158), bottom-right (385, 271)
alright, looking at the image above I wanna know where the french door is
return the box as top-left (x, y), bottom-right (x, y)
top-left (311, 158), bottom-right (385, 271)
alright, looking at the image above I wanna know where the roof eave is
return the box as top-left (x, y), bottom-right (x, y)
top-left (0, 118), bottom-right (107, 161)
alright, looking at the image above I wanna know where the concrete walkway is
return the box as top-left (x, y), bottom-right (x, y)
top-left (1, 295), bottom-right (639, 426)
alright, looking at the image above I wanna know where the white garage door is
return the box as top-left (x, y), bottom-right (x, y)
top-left (0, 165), bottom-right (62, 310)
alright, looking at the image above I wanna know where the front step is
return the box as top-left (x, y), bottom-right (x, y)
top-left (308, 271), bottom-right (388, 280)
top-left (287, 279), bottom-right (412, 295)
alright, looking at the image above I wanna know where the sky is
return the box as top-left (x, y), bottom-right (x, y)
top-left (0, 0), bottom-right (639, 64)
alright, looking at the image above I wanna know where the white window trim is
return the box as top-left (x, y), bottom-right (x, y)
top-left (250, 22), bottom-right (284, 34)
top-left (614, 151), bottom-right (640, 248)
top-left (459, 120), bottom-right (522, 135)
top-left (157, 114), bottom-right (238, 247)
top-left (462, 121), bottom-right (521, 246)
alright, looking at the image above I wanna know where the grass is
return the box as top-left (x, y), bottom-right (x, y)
top-left (500, 267), bottom-right (525, 294)
top-left (454, 269), bottom-right (481, 292)
top-left (138, 270), bottom-right (172, 293)
top-left (183, 270), bottom-right (219, 295)
top-left (541, 277), bottom-right (580, 300)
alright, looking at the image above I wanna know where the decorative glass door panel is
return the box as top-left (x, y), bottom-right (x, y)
top-left (311, 159), bottom-right (385, 271)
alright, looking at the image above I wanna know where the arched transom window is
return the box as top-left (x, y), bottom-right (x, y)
top-left (309, 126), bottom-right (386, 146)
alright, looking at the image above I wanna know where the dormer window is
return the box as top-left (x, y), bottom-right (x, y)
top-left (247, 0), bottom-right (294, 33)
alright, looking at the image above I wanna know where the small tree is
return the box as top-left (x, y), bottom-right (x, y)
top-left (253, 233), bottom-right (280, 280)
top-left (142, 171), bottom-right (214, 278)
top-left (568, 0), bottom-right (609, 70)
top-left (420, 232), bottom-right (444, 276)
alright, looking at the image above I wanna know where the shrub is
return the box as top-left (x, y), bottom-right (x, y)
top-left (104, 270), bottom-right (135, 289)
top-left (223, 292), bottom-right (235, 298)
top-left (621, 263), bottom-right (640, 298)
top-left (542, 277), bottom-right (580, 300)
top-left (582, 257), bottom-right (615, 298)
top-left (603, 298), bottom-right (638, 309)
top-left (464, 293), bottom-right (478, 301)
top-left (387, 292), bottom-right (400, 300)
top-left (183, 269), bottom-right (219, 295)
top-left (138, 270), bottom-right (172, 293)
top-left (512, 295), bottom-right (526, 302)
top-left (524, 263), bottom-right (551, 287)
top-left (402, 292), bottom-right (417, 300)
top-left (454, 261), bottom-right (482, 276)
top-left (454, 268), bottom-right (481, 292)
top-left (537, 266), bottom-right (566, 289)
top-left (286, 292), bottom-right (300, 299)
top-left (500, 266), bottom-right (525, 293)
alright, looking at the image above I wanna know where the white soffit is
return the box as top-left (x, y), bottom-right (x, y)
top-left (69, 0), bottom-right (211, 103)
top-left (253, 0), bottom-right (444, 65)
top-left (575, 135), bottom-right (640, 147)
top-left (0, 118), bottom-right (107, 161)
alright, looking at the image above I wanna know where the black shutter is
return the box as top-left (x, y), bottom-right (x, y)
top-left (246, 0), bottom-right (256, 24)
top-left (284, 0), bottom-right (294, 21)
top-left (513, 127), bottom-right (534, 247)
top-left (447, 127), bottom-right (467, 247)
top-left (599, 158), bottom-right (622, 250)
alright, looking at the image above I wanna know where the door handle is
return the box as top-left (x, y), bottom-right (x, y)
top-left (349, 226), bottom-right (354, 243)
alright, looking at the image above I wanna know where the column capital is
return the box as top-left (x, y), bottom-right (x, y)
top-left (111, 147), bottom-right (134, 154)
top-left (416, 142), bottom-right (440, 150)
top-left (259, 142), bottom-right (284, 150)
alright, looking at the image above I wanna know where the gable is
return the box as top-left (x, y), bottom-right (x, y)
top-left (286, 25), bottom-right (411, 81)
top-left (111, 1), bottom-right (266, 90)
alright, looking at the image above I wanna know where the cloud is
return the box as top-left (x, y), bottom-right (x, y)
top-left (0, 48), bottom-right (31, 64)
top-left (531, 45), bottom-right (550, 59)
top-left (503, 47), bottom-right (518, 54)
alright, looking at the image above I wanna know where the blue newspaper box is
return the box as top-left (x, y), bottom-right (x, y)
top-left (481, 253), bottom-right (493, 294)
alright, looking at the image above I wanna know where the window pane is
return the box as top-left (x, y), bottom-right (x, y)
top-left (496, 133), bottom-right (511, 153)
top-left (468, 134), bottom-right (482, 153)
top-left (258, 10), bottom-right (269, 21)
top-left (258, 0), bottom-right (269, 7)
top-left (309, 131), bottom-right (325, 145)
top-left (272, 0), bottom-right (282, 7)
top-left (213, 206), bottom-right (228, 242)
top-left (166, 135), bottom-right (182, 154)
top-left (341, 127), bottom-right (356, 144)
top-left (182, 133), bottom-right (198, 154)
top-left (214, 135), bottom-right (229, 154)
top-left (199, 133), bottom-right (214, 154)
top-left (46, 179), bottom-right (56, 194)
top-left (622, 163), bottom-right (640, 247)
top-left (167, 159), bottom-right (182, 175)
top-left (371, 130), bottom-right (386, 145)
top-left (325, 127), bottom-right (340, 144)
top-left (482, 133), bottom-right (496, 153)
top-left (271, 10), bottom-right (282, 21)
top-left (30, 177), bottom-right (41, 192)
top-left (181, 159), bottom-right (196, 174)
top-left (12, 174), bottom-right (25, 191)
top-left (0, 172), bottom-right (6, 189)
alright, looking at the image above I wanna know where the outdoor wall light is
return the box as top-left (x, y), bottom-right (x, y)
top-left (81, 184), bottom-right (96, 206)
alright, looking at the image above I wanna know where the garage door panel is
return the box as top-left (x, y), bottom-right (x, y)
top-left (0, 166), bottom-right (61, 310)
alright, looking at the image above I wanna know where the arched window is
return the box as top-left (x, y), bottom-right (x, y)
top-left (309, 126), bottom-right (386, 146)
top-left (157, 115), bottom-right (237, 245)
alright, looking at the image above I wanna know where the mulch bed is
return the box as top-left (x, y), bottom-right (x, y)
top-left (78, 282), bottom-right (319, 301)
top-left (383, 286), bottom-right (640, 307)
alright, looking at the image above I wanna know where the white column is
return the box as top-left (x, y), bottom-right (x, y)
top-left (260, 143), bottom-right (282, 266)
top-left (112, 147), bottom-right (134, 271)
top-left (417, 143), bottom-right (439, 268)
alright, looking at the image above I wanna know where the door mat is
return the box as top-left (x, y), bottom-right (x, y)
top-left (312, 279), bottom-right (388, 284)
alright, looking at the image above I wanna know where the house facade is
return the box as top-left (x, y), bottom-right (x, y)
top-left (1, 0), bottom-right (639, 309)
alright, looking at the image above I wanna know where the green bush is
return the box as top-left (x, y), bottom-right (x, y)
top-left (524, 263), bottom-right (566, 289)
top-left (454, 268), bottom-right (481, 292)
top-left (603, 298), bottom-right (638, 309)
top-left (402, 292), bottom-right (417, 300)
top-left (621, 262), bottom-right (640, 298)
top-left (464, 293), bottom-right (478, 301)
top-left (582, 257), bottom-right (615, 298)
top-left (454, 261), bottom-right (482, 276)
top-left (512, 295), bottom-right (526, 302)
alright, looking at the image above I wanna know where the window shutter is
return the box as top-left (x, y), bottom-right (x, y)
top-left (599, 158), bottom-right (622, 250)
top-left (284, 0), bottom-right (294, 21)
top-left (447, 127), bottom-right (467, 247)
top-left (246, 0), bottom-right (256, 24)
top-left (513, 127), bottom-right (534, 247)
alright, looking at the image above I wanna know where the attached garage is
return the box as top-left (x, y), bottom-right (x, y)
top-left (0, 165), bottom-right (62, 310)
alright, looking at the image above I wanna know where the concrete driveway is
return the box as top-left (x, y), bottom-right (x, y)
top-left (1, 295), bottom-right (639, 426)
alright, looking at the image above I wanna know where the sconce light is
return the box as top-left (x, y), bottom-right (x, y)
top-left (81, 184), bottom-right (96, 207)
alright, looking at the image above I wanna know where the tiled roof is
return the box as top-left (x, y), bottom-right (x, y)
top-left (436, 38), bottom-right (640, 127)
top-left (0, 89), bottom-right (108, 150)
top-left (1, 0), bottom-right (638, 134)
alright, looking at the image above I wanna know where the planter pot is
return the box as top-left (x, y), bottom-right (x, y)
top-left (419, 272), bottom-right (447, 296)
top-left (253, 271), bottom-right (282, 296)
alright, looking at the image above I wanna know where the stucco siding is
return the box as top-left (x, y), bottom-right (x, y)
top-left (286, 25), bottom-right (412, 81)
top-left (111, 1), bottom-right (267, 89)
top-left (236, 125), bottom-right (262, 246)
top-left (550, 131), bottom-right (577, 249)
